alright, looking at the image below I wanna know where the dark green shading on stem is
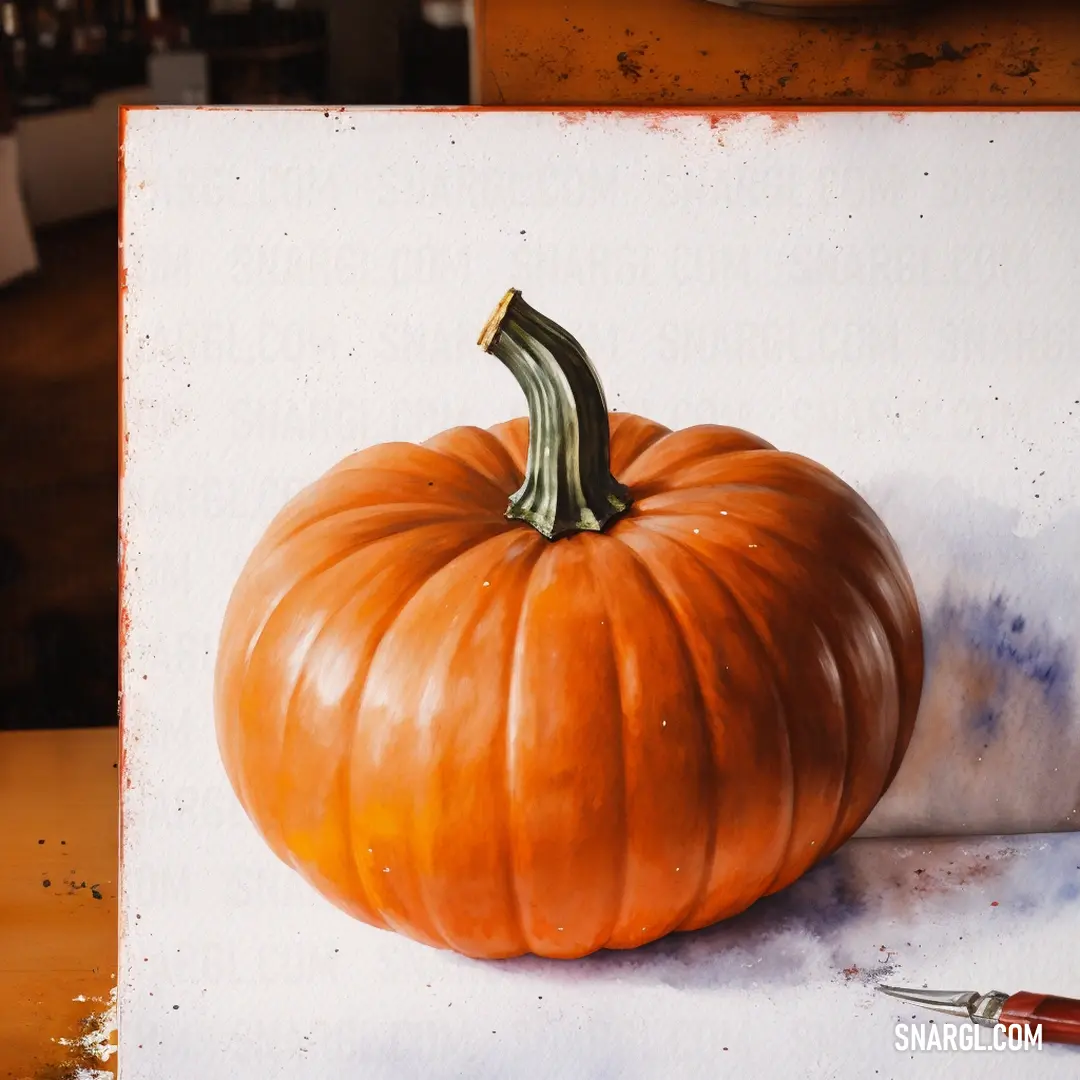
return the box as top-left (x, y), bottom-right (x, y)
top-left (478, 289), bottom-right (632, 541)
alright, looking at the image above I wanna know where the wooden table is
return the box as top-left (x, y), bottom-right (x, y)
top-left (0, 728), bottom-right (118, 1079)
top-left (473, 0), bottom-right (1080, 105)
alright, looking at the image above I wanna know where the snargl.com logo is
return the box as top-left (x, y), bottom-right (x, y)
top-left (895, 1022), bottom-right (1042, 1053)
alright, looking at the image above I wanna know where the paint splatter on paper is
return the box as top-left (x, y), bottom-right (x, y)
top-left (50, 986), bottom-right (118, 1076)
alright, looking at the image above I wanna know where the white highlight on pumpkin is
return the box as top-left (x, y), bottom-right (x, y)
top-left (748, 544), bottom-right (759, 549)
top-left (483, 581), bottom-right (490, 587)
top-left (693, 528), bottom-right (699, 534)
top-left (383, 867), bottom-right (391, 872)
top-left (720, 510), bottom-right (728, 515)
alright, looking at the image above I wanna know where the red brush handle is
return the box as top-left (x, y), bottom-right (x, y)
top-left (998, 992), bottom-right (1080, 1046)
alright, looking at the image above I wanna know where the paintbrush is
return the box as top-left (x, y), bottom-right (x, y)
top-left (878, 984), bottom-right (1080, 1046)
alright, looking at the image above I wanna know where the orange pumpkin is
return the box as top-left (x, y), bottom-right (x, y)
top-left (214, 289), bottom-right (923, 960)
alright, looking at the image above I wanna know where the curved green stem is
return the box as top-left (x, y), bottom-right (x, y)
top-left (478, 288), bottom-right (632, 541)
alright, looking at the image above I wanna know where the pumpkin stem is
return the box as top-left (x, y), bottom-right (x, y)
top-left (478, 288), bottom-right (632, 541)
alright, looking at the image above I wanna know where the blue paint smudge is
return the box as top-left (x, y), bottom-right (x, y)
top-left (972, 708), bottom-right (999, 736)
top-left (924, 590), bottom-right (1075, 736)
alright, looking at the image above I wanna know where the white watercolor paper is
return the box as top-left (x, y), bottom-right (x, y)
top-left (120, 107), bottom-right (1080, 1078)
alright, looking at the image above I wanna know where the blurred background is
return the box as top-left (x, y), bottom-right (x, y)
top-left (2, 0), bottom-right (1079, 734)
top-left (0, 0), bottom-right (471, 732)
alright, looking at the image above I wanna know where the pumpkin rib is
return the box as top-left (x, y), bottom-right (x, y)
top-left (640, 493), bottom-right (908, 865)
top-left (607, 411), bottom-right (663, 438)
top-left (606, 414), bottom-right (671, 476)
top-left (221, 510), bottom-right (496, 813)
top-left (685, 563), bottom-right (796, 903)
top-left (222, 536), bottom-right (393, 828)
top-left (790, 596), bottom-right (855, 871)
top-left (765, 623), bottom-right (848, 895)
top-left (819, 579), bottom-right (900, 857)
top-left (665, 480), bottom-right (909, 602)
top-left (699, 522), bottom-right (901, 870)
top-left (324, 441), bottom-right (421, 474)
top-left (645, 519), bottom-right (844, 897)
top-left (629, 520), bottom-right (796, 926)
top-left (223, 507), bottom-right (483, 702)
top-left (265, 522), bottom-right (507, 918)
top-left (328, 439), bottom-right (514, 494)
top-left (273, 584), bottom-right (361, 865)
top-left (638, 480), bottom-right (922, 778)
top-left (635, 484), bottom-right (916, 692)
top-left (605, 531), bottom-right (718, 941)
top-left (617, 425), bottom-right (775, 494)
top-left (229, 519), bottom-right (503, 887)
top-left (284, 707), bottom-right (389, 927)
top-left (732, 571), bottom-right (830, 895)
top-left (635, 479), bottom-right (842, 512)
top-left (649, 463), bottom-right (920, 624)
top-left (421, 424), bottom-right (525, 492)
top-left (346, 634), bottom-right (434, 946)
top-left (629, 465), bottom-right (780, 502)
top-left (702, 538), bottom-right (858, 890)
top-left (703, 530), bottom-right (906, 887)
top-left (584, 541), bottom-right (631, 952)
top-left (485, 417), bottom-right (530, 474)
top-left (636, 496), bottom-right (889, 865)
top-left (389, 528), bottom-right (544, 958)
top-left (504, 539), bottom-right (631, 957)
top-left (877, 573), bottom-right (923, 789)
top-left (269, 497), bottom-right (503, 554)
top-left (816, 639), bottom-right (859, 863)
top-left (269, 474), bottom-right (506, 547)
top-left (500, 537), bottom-right (542, 958)
top-left (644, 448), bottom-right (844, 490)
top-left (346, 527), bottom-right (525, 950)
top-left (328, 445), bottom-right (515, 501)
top-left (270, 579), bottom-right (397, 929)
top-left (632, 454), bottom-right (866, 515)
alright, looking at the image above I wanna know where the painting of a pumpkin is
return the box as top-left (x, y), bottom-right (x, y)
top-left (214, 289), bottom-right (924, 960)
